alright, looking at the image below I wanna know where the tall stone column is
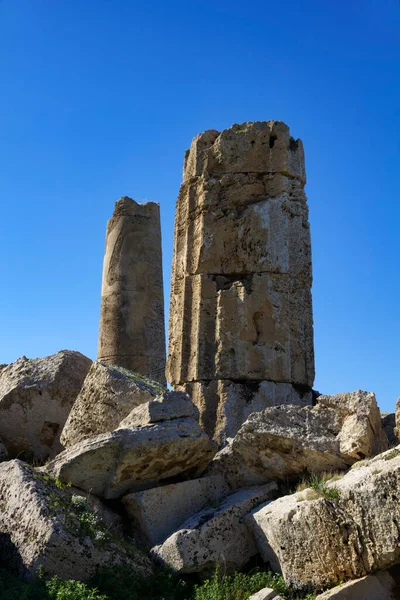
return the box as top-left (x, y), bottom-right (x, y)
top-left (167, 121), bottom-right (315, 442)
top-left (98, 196), bottom-right (166, 386)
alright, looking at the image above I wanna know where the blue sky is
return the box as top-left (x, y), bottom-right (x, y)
top-left (0, 0), bottom-right (399, 411)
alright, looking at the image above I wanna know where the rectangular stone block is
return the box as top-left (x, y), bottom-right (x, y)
top-left (122, 475), bottom-right (228, 546)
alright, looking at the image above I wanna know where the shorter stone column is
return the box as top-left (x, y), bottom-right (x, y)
top-left (98, 197), bottom-right (166, 385)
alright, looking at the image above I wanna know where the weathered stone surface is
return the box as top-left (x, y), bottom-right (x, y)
top-left (382, 413), bottom-right (397, 446)
top-left (61, 361), bottom-right (163, 448)
top-left (123, 475), bottom-right (228, 546)
top-left (167, 121), bottom-right (314, 441)
top-left (0, 350), bottom-right (91, 461)
top-left (183, 122), bottom-right (305, 182)
top-left (232, 391), bottom-right (388, 481)
top-left (168, 268), bottom-right (313, 387)
top-left (0, 460), bottom-right (151, 581)
top-left (98, 197), bottom-right (166, 385)
top-left (118, 391), bottom-right (199, 429)
top-left (180, 380), bottom-right (312, 443)
top-left (249, 589), bottom-right (283, 600)
top-left (151, 483), bottom-right (277, 576)
top-left (174, 179), bottom-right (311, 280)
top-left (315, 572), bottom-right (396, 599)
top-left (47, 419), bottom-right (217, 499)
top-left (246, 445), bottom-right (400, 591)
top-left (204, 439), bottom-right (271, 492)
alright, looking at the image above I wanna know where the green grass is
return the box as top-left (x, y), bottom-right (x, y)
top-left (296, 473), bottom-right (339, 502)
top-left (0, 566), bottom-right (316, 600)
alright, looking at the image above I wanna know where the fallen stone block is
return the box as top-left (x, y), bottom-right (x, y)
top-left (118, 390), bottom-right (199, 429)
top-left (0, 350), bottom-right (91, 461)
top-left (0, 460), bottom-right (152, 581)
top-left (151, 483), bottom-right (277, 576)
top-left (249, 589), bottom-right (283, 600)
top-left (315, 571), bottom-right (396, 599)
top-left (122, 475), bottom-right (228, 546)
top-left (47, 418), bottom-right (217, 499)
top-left (181, 380), bottom-right (312, 443)
top-left (232, 390), bottom-right (388, 481)
top-left (246, 445), bottom-right (400, 591)
top-left (61, 361), bottom-right (163, 448)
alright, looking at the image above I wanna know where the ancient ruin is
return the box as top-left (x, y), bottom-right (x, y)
top-left (97, 196), bottom-right (166, 385)
top-left (167, 121), bottom-right (315, 442)
top-left (1, 121), bottom-right (397, 600)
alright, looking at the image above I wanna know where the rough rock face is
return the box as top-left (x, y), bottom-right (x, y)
top-left (315, 572), bottom-right (397, 599)
top-left (0, 438), bottom-right (8, 462)
top-left (61, 361), bottom-right (163, 448)
top-left (151, 483), bottom-right (277, 576)
top-left (249, 590), bottom-right (284, 600)
top-left (0, 351), bottom-right (92, 461)
top-left (0, 460), bottom-right (152, 581)
top-left (98, 197), bottom-right (166, 385)
top-left (123, 475), bottom-right (228, 546)
top-left (180, 380), bottom-right (312, 442)
top-left (167, 121), bottom-right (314, 443)
top-left (246, 445), bottom-right (400, 591)
top-left (47, 419), bottom-right (217, 499)
top-left (232, 390), bottom-right (388, 480)
top-left (118, 390), bottom-right (199, 429)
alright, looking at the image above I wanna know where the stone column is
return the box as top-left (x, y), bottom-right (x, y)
top-left (98, 197), bottom-right (166, 386)
top-left (167, 121), bottom-right (315, 442)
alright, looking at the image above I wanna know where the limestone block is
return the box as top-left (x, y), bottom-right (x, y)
top-left (181, 380), bottom-right (312, 443)
top-left (0, 460), bottom-right (152, 581)
top-left (168, 273), bottom-right (314, 386)
top-left (246, 445), bottom-right (400, 591)
top-left (249, 589), bottom-right (283, 600)
top-left (98, 197), bottom-right (166, 385)
top-left (122, 475), bottom-right (228, 546)
top-left (118, 391), bottom-right (199, 429)
top-left (317, 391), bottom-right (388, 459)
top-left (315, 572), bottom-right (396, 599)
top-left (0, 350), bottom-right (92, 461)
top-left (174, 181), bottom-right (311, 281)
top-left (183, 122), bottom-right (305, 182)
top-left (61, 361), bottom-right (162, 448)
top-left (204, 439), bottom-right (270, 492)
top-left (46, 418), bottom-right (217, 499)
top-left (233, 391), bottom-right (388, 480)
top-left (151, 483), bottom-right (277, 576)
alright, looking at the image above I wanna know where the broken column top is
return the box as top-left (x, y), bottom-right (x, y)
top-left (183, 120), bottom-right (306, 184)
top-left (111, 196), bottom-right (160, 218)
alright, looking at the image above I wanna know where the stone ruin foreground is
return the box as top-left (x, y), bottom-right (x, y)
top-left (167, 121), bottom-right (315, 442)
top-left (98, 196), bottom-right (166, 385)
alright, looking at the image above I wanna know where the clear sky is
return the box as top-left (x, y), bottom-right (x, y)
top-left (0, 0), bottom-right (399, 411)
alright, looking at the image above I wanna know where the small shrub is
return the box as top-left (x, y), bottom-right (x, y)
top-left (46, 577), bottom-right (107, 600)
top-left (193, 569), bottom-right (315, 600)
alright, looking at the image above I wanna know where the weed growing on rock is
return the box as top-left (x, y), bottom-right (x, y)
top-left (106, 363), bottom-right (166, 395)
top-left (296, 473), bottom-right (339, 502)
top-left (382, 448), bottom-right (400, 461)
